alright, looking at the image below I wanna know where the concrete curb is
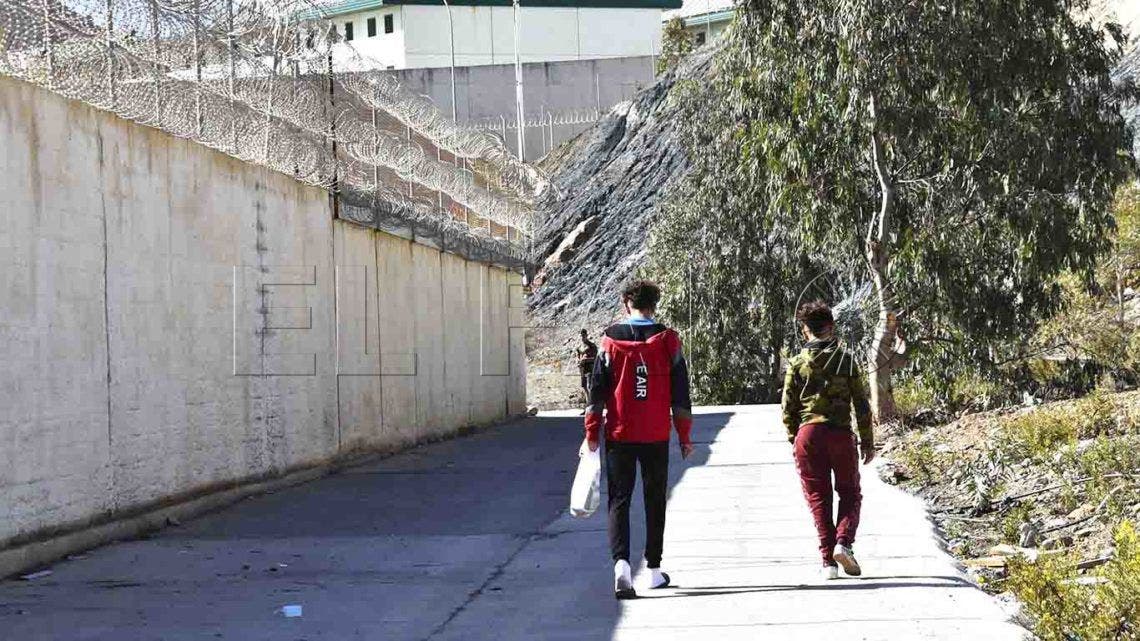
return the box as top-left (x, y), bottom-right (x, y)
top-left (0, 464), bottom-right (329, 581)
top-left (0, 413), bottom-right (529, 580)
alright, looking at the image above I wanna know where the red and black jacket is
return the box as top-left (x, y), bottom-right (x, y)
top-left (584, 321), bottom-right (693, 445)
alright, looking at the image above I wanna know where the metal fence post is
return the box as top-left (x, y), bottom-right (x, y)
top-left (262, 68), bottom-right (273, 163)
top-left (594, 72), bottom-right (600, 114)
top-left (464, 158), bottom-right (471, 227)
top-left (227, 0), bottom-right (237, 153)
top-left (41, 0), bottom-right (53, 90)
top-left (538, 105), bottom-right (546, 155)
top-left (406, 124), bottom-right (413, 197)
top-left (151, 0), bottom-right (161, 123)
top-left (105, 0), bottom-right (115, 107)
top-left (193, 0), bottom-right (201, 138)
top-left (371, 106), bottom-right (379, 208)
top-left (327, 26), bottom-right (338, 203)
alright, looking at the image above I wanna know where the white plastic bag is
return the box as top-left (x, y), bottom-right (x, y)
top-left (569, 443), bottom-right (601, 518)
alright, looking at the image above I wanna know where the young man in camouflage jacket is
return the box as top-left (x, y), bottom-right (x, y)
top-left (782, 301), bottom-right (875, 580)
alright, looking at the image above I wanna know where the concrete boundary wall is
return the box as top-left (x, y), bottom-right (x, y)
top-left (388, 56), bottom-right (658, 160)
top-left (0, 75), bottom-right (526, 575)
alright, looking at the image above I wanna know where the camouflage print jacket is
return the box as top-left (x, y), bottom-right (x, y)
top-left (781, 338), bottom-right (874, 446)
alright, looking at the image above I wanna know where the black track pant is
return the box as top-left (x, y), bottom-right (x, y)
top-left (606, 441), bottom-right (669, 568)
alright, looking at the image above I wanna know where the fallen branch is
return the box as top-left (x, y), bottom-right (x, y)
top-left (1040, 482), bottom-right (1134, 534)
top-left (1075, 556), bottom-right (1113, 571)
top-left (1002, 473), bottom-right (1129, 504)
top-left (937, 514), bottom-right (993, 524)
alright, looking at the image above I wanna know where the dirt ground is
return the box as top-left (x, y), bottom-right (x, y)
top-left (879, 390), bottom-right (1140, 591)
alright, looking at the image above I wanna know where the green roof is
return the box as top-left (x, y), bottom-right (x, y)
top-left (313, 0), bottom-right (682, 18)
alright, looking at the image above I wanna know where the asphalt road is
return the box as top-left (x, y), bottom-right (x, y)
top-left (0, 406), bottom-right (1026, 640)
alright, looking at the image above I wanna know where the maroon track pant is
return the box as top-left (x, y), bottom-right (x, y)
top-left (793, 423), bottom-right (862, 565)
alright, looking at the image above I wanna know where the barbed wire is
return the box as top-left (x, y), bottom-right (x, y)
top-left (0, 0), bottom-right (542, 257)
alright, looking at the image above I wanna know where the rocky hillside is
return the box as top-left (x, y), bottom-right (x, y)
top-left (1117, 46), bottom-right (1140, 158)
top-left (527, 45), bottom-right (717, 328)
top-left (523, 44), bottom-right (718, 409)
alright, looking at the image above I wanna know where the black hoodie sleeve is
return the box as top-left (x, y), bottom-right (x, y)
top-left (584, 343), bottom-right (610, 442)
top-left (587, 347), bottom-right (610, 410)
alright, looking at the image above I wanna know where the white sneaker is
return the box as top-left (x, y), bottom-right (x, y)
top-left (614, 560), bottom-right (636, 599)
top-left (820, 565), bottom-right (839, 581)
top-left (648, 568), bottom-right (671, 589)
top-left (834, 545), bottom-right (862, 576)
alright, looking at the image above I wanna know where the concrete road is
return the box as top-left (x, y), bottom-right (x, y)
top-left (0, 406), bottom-right (1026, 640)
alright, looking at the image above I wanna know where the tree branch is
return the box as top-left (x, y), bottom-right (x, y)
top-left (868, 93), bottom-right (894, 248)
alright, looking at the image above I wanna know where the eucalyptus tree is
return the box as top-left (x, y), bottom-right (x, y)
top-left (657, 16), bottom-right (695, 75)
top-left (651, 0), bottom-right (1135, 416)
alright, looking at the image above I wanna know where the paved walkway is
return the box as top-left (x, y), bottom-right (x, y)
top-left (0, 406), bottom-right (1025, 640)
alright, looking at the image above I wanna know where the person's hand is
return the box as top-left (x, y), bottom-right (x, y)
top-left (860, 442), bottom-right (876, 465)
top-left (584, 438), bottom-right (599, 454)
top-left (680, 443), bottom-right (695, 460)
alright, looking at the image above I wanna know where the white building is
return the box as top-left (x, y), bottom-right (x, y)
top-left (317, 0), bottom-right (683, 70)
top-left (662, 0), bottom-right (734, 46)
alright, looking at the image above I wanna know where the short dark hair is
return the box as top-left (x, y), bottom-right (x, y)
top-left (622, 280), bottom-right (661, 311)
top-left (796, 300), bottom-right (834, 335)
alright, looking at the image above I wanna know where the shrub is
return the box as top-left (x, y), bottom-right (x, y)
top-left (1001, 501), bottom-right (1033, 545)
top-left (1001, 410), bottom-right (1079, 462)
top-left (1027, 359), bottom-right (1064, 388)
top-left (1070, 434), bottom-right (1140, 519)
top-left (1006, 549), bottom-right (1088, 641)
top-left (1007, 521), bottom-right (1140, 641)
top-left (893, 437), bottom-right (949, 486)
top-left (1096, 521), bottom-right (1140, 639)
top-left (1058, 481), bottom-right (1080, 514)
top-left (950, 371), bottom-right (1005, 412)
top-left (999, 391), bottom-right (1117, 462)
top-left (894, 378), bottom-right (937, 419)
top-left (1071, 391), bottom-right (1118, 439)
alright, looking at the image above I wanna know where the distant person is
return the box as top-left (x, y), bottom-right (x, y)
top-left (782, 301), bottom-right (875, 581)
top-left (584, 280), bottom-right (693, 599)
top-left (576, 329), bottom-right (598, 415)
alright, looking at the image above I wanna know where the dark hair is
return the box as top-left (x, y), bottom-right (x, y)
top-left (796, 300), bottom-right (834, 335)
top-left (622, 280), bottom-right (661, 311)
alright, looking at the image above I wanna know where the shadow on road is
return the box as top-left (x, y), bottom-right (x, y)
top-left (652, 576), bottom-right (975, 598)
top-left (0, 411), bottom-right (738, 641)
top-left (172, 416), bottom-right (590, 540)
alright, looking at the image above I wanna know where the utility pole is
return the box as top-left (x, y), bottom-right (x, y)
top-left (443, 0), bottom-right (457, 122)
top-left (513, 0), bottom-right (526, 160)
top-left (705, 0), bottom-right (711, 43)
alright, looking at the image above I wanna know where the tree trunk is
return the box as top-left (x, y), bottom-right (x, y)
top-left (867, 240), bottom-right (899, 422)
top-left (866, 291), bottom-right (893, 417)
top-left (866, 94), bottom-right (900, 423)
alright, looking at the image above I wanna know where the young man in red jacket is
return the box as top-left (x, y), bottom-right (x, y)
top-left (584, 280), bottom-right (693, 599)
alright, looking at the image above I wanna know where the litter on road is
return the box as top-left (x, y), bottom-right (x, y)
top-left (19, 570), bottom-right (53, 581)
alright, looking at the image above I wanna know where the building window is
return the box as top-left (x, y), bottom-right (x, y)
top-left (384, 14), bottom-right (394, 34)
top-left (367, 17), bottom-right (377, 37)
top-left (344, 21), bottom-right (354, 41)
top-left (695, 31), bottom-right (706, 46)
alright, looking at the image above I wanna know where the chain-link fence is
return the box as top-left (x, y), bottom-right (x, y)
top-left (0, 0), bottom-right (545, 263)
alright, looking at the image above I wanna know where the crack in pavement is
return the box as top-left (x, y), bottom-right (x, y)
top-left (420, 502), bottom-right (586, 640)
top-left (420, 531), bottom-right (542, 641)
